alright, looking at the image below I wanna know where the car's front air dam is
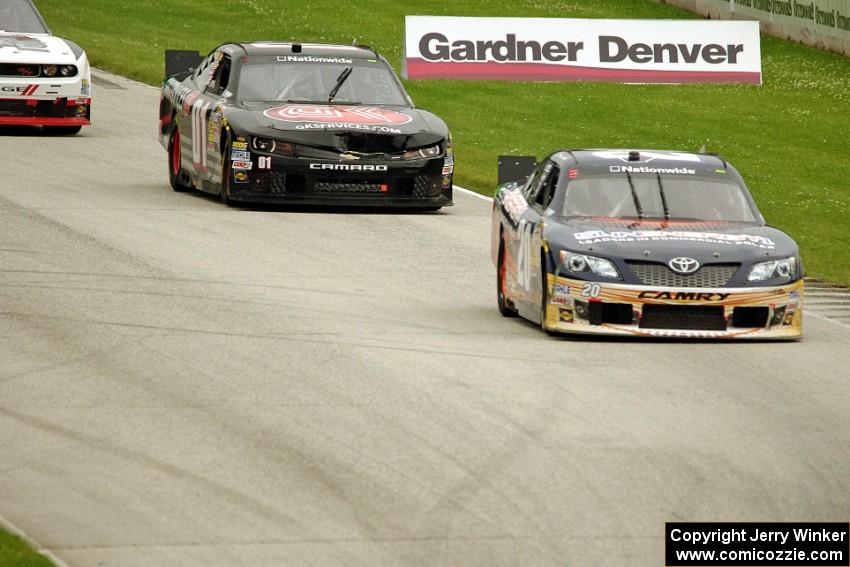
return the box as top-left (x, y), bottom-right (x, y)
top-left (543, 274), bottom-right (803, 339)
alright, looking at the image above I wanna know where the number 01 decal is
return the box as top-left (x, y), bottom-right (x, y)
top-left (581, 283), bottom-right (601, 298)
top-left (258, 156), bottom-right (272, 169)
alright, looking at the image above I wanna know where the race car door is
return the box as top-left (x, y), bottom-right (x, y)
top-left (201, 53), bottom-right (233, 188)
top-left (181, 51), bottom-right (222, 186)
top-left (513, 160), bottom-right (560, 322)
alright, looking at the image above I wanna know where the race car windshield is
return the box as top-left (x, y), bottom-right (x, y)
top-left (561, 175), bottom-right (758, 222)
top-left (237, 59), bottom-right (409, 106)
top-left (0, 0), bottom-right (49, 34)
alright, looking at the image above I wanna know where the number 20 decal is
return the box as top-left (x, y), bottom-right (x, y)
top-left (581, 283), bottom-right (601, 298)
top-left (258, 156), bottom-right (272, 169)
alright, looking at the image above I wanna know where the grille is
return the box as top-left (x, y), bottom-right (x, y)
top-left (314, 181), bottom-right (384, 193)
top-left (640, 304), bottom-right (726, 331)
top-left (413, 175), bottom-right (436, 198)
top-left (0, 100), bottom-right (32, 117)
top-left (628, 262), bottom-right (739, 287)
top-left (0, 63), bottom-right (40, 77)
top-left (268, 171), bottom-right (286, 195)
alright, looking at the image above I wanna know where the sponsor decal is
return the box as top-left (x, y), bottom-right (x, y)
top-left (81, 79), bottom-right (90, 96)
top-left (290, 122), bottom-right (402, 134)
top-left (404, 16), bottom-right (762, 84)
top-left (559, 308), bottom-right (574, 322)
top-left (264, 104), bottom-right (413, 126)
top-left (554, 283), bottom-right (571, 297)
top-left (573, 229), bottom-right (776, 249)
top-left (277, 56), bottom-right (353, 64)
top-left (610, 165), bottom-right (696, 175)
top-left (501, 186), bottom-right (529, 224)
top-left (789, 290), bottom-right (801, 301)
top-left (207, 112), bottom-right (222, 143)
top-left (441, 175), bottom-right (452, 188)
top-left (309, 163), bottom-right (388, 172)
top-left (232, 160), bottom-right (253, 170)
top-left (593, 150), bottom-right (702, 163)
top-left (442, 165), bottom-right (454, 175)
top-left (444, 154), bottom-right (454, 166)
top-left (232, 141), bottom-right (248, 149)
top-left (231, 150), bottom-right (251, 161)
top-left (639, 291), bottom-right (731, 301)
top-left (234, 171), bottom-right (249, 184)
top-left (1, 85), bottom-right (38, 96)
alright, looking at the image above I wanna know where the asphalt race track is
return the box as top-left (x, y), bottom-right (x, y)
top-left (1, 71), bottom-right (849, 567)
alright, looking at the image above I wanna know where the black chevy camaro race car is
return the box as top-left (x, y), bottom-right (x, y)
top-left (492, 150), bottom-right (804, 339)
top-left (158, 42), bottom-right (453, 208)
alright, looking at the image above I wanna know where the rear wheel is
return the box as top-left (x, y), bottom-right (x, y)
top-left (168, 126), bottom-right (190, 192)
top-left (497, 237), bottom-right (517, 317)
top-left (44, 125), bottom-right (81, 136)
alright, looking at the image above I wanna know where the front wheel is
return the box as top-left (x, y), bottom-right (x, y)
top-left (44, 125), bottom-right (82, 136)
top-left (220, 137), bottom-right (234, 206)
top-left (540, 263), bottom-right (559, 336)
top-left (168, 126), bottom-right (190, 192)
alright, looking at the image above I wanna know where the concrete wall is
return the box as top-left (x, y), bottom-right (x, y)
top-left (656, 0), bottom-right (850, 57)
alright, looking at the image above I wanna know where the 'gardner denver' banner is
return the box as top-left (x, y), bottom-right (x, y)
top-left (403, 16), bottom-right (762, 84)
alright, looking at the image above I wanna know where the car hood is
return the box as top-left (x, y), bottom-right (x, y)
top-left (545, 218), bottom-right (799, 264)
top-left (226, 103), bottom-right (448, 152)
top-left (0, 33), bottom-right (78, 64)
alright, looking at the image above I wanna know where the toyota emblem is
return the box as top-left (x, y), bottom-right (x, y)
top-left (668, 257), bottom-right (700, 275)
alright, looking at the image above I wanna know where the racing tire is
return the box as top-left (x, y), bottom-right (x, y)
top-left (220, 137), bottom-right (234, 206)
top-left (168, 126), bottom-right (191, 192)
top-left (43, 125), bottom-right (82, 136)
top-left (497, 237), bottom-right (517, 318)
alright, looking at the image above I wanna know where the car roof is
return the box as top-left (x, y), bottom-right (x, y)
top-left (549, 149), bottom-right (734, 176)
top-left (222, 42), bottom-right (378, 59)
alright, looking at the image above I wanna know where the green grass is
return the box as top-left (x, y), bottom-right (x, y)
top-left (0, 527), bottom-right (56, 567)
top-left (36, 0), bottom-right (850, 283)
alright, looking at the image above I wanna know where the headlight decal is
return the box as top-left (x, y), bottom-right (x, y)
top-left (747, 257), bottom-right (796, 282)
top-left (559, 251), bottom-right (621, 280)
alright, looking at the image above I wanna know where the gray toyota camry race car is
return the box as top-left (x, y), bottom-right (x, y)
top-left (159, 42), bottom-right (454, 208)
top-left (492, 149), bottom-right (803, 339)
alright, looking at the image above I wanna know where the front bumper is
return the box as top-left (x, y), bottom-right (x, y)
top-left (543, 274), bottom-right (803, 340)
top-left (0, 97), bottom-right (91, 126)
top-left (225, 152), bottom-right (453, 207)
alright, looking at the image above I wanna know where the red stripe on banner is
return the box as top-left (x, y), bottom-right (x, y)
top-left (406, 59), bottom-right (761, 84)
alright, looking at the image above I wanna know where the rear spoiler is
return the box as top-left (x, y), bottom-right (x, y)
top-left (164, 49), bottom-right (204, 79)
top-left (497, 155), bottom-right (537, 186)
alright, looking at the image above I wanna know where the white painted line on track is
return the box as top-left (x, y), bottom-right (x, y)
top-left (454, 185), bottom-right (493, 202)
top-left (806, 310), bottom-right (850, 331)
top-left (0, 513), bottom-right (71, 567)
